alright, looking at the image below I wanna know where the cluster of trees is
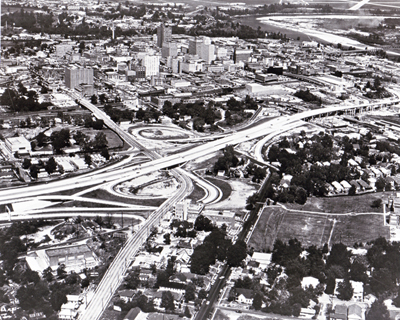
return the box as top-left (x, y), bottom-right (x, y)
top-left (162, 101), bottom-right (221, 132)
top-left (256, 237), bottom-right (400, 318)
top-left (266, 132), bottom-right (377, 203)
top-left (213, 146), bottom-right (239, 174)
top-left (103, 104), bottom-right (134, 124)
top-left (169, 220), bottom-right (197, 238)
top-left (190, 220), bottom-right (247, 274)
top-left (189, 22), bottom-right (265, 40)
top-left (0, 84), bottom-right (52, 113)
top-left (34, 128), bottom-right (109, 156)
top-left (0, 220), bottom-right (86, 318)
top-left (213, 146), bottom-right (267, 182)
top-left (222, 96), bottom-right (257, 126)
top-left (364, 77), bottom-right (390, 99)
top-left (136, 107), bottom-right (161, 123)
top-left (294, 89), bottom-right (322, 104)
top-left (23, 157), bottom-right (58, 178)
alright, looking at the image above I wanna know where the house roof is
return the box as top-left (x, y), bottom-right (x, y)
top-left (335, 304), bottom-right (348, 315)
top-left (236, 288), bottom-right (253, 299)
top-left (348, 304), bottom-right (362, 317)
top-left (119, 290), bottom-right (136, 298)
top-left (124, 307), bottom-right (141, 320)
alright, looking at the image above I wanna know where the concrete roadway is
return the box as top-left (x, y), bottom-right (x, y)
top-left (0, 98), bottom-right (398, 204)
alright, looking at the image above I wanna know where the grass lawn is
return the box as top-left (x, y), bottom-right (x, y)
top-left (84, 189), bottom-right (166, 207)
top-left (51, 200), bottom-right (121, 209)
top-left (285, 192), bottom-right (387, 214)
top-left (204, 177), bottom-right (232, 202)
top-left (79, 128), bottom-right (123, 149)
top-left (187, 182), bottom-right (206, 203)
top-left (249, 206), bottom-right (390, 251)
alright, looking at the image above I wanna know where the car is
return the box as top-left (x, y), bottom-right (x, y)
top-left (235, 310), bottom-right (242, 313)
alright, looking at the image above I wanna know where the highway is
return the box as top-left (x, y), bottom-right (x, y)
top-left (0, 93), bottom-right (397, 320)
top-left (1, 98), bottom-right (398, 203)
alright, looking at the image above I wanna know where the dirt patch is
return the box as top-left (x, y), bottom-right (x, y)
top-left (206, 179), bottom-right (257, 210)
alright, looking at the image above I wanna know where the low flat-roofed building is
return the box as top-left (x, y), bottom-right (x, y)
top-left (45, 243), bottom-right (98, 272)
top-left (202, 210), bottom-right (235, 227)
top-left (5, 136), bottom-right (31, 155)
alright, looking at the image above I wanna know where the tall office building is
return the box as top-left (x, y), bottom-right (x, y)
top-left (189, 37), bottom-right (215, 64)
top-left (137, 53), bottom-right (160, 77)
top-left (65, 65), bottom-right (93, 89)
top-left (162, 42), bottom-right (178, 58)
top-left (157, 24), bottom-right (172, 48)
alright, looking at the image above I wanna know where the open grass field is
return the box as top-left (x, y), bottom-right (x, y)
top-left (249, 206), bottom-right (389, 251)
top-left (285, 192), bottom-right (386, 214)
top-left (84, 189), bottom-right (166, 207)
top-left (187, 182), bottom-right (207, 203)
top-left (205, 177), bottom-right (232, 202)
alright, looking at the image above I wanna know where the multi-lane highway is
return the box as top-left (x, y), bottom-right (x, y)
top-left (1, 98), bottom-right (398, 204)
top-left (1, 93), bottom-right (398, 320)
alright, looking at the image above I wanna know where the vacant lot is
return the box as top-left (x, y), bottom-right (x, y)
top-left (249, 207), bottom-right (389, 251)
top-left (285, 192), bottom-right (386, 214)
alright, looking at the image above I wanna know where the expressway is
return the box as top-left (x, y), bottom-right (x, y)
top-left (1, 94), bottom-right (398, 320)
top-left (1, 98), bottom-right (398, 203)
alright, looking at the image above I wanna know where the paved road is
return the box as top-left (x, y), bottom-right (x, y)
top-left (0, 97), bottom-right (397, 203)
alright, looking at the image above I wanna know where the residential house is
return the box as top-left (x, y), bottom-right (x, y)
top-left (329, 304), bottom-right (348, 320)
top-left (334, 279), bottom-right (364, 302)
top-left (349, 180), bottom-right (361, 193)
top-left (119, 290), bottom-right (136, 303)
top-left (123, 307), bottom-right (147, 320)
top-left (332, 181), bottom-right (344, 193)
top-left (356, 179), bottom-right (372, 191)
top-left (340, 180), bottom-right (352, 193)
top-left (236, 288), bottom-right (253, 305)
top-left (348, 304), bottom-right (363, 320)
top-left (152, 291), bottom-right (183, 311)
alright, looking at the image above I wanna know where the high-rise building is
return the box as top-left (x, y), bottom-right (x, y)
top-left (65, 65), bottom-right (93, 89)
top-left (189, 38), bottom-right (203, 55)
top-left (189, 37), bottom-right (215, 64)
top-left (137, 53), bottom-right (160, 77)
top-left (162, 42), bottom-right (178, 58)
top-left (157, 24), bottom-right (172, 48)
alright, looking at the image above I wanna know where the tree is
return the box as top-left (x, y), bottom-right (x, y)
top-left (100, 148), bottom-right (110, 160)
top-left (366, 300), bottom-right (390, 320)
top-left (45, 157), bottom-right (57, 174)
top-left (376, 176), bottom-right (386, 191)
top-left (295, 187), bottom-right (307, 205)
top-left (350, 260), bottom-right (367, 283)
top-left (50, 128), bottom-right (70, 152)
top-left (84, 154), bottom-right (92, 166)
top-left (161, 291), bottom-right (175, 310)
top-left (227, 240), bottom-right (247, 267)
top-left (184, 283), bottom-right (196, 302)
top-left (371, 199), bottom-right (382, 208)
top-left (336, 279), bottom-right (353, 301)
top-left (194, 215), bottom-right (214, 232)
top-left (348, 185), bottom-right (356, 196)
top-left (326, 243), bottom-right (351, 270)
top-left (125, 269), bottom-right (140, 289)
top-left (22, 158), bottom-right (31, 169)
top-left (30, 164), bottom-right (39, 179)
top-left (252, 292), bottom-right (263, 310)
top-left (163, 233), bottom-right (171, 245)
top-left (90, 94), bottom-right (98, 105)
top-left (92, 132), bottom-right (108, 149)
